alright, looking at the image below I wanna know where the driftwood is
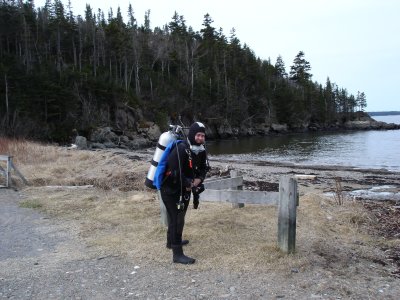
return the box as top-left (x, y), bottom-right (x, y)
top-left (44, 185), bottom-right (94, 189)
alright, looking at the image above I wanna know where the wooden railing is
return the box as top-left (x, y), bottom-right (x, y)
top-left (202, 172), bottom-right (298, 254)
top-left (158, 171), bottom-right (300, 254)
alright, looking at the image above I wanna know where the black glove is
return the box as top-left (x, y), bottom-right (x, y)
top-left (193, 196), bottom-right (199, 209)
top-left (192, 184), bottom-right (204, 209)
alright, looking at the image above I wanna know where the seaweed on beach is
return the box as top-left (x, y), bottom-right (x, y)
top-left (243, 180), bottom-right (279, 191)
top-left (362, 201), bottom-right (400, 238)
top-left (362, 201), bottom-right (400, 277)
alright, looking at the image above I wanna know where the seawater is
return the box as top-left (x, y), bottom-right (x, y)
top-left (207, 115), bottom-right (400, 172)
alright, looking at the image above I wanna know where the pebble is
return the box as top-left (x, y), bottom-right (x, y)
top-left (291, 268), bottom-right (299, 273)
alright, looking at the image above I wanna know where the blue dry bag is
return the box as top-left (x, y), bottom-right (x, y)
top-left (153, 140), bottom-right (183, 190)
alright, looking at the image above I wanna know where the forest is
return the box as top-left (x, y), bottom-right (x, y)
top-left (0, 0), bottom-right (367, 141)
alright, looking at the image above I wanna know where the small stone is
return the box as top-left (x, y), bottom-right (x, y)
top-left (291, 268), bottom-right (299, 273)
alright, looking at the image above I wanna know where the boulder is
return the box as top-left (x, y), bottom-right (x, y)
top-left (90, 127), bottom-right (119, 143)
top-left (253, 123), bottom-right (270, 135)
top-left (115, 108), bottom-right (136, 129)
top-left (75, 136), bottom-right (87, 149)
top-left (344, 121), bottom-right (372, 130)
top-left (240, 125), bottom-right (256, 136)
top-left (138, 122), bottom-right (161, 142)
top-left (129, 137), bottom-right (151, 149)
top-left (90, 142), bottom-right (106, 149)
top-left (271, 123), bottom-right (288, 133)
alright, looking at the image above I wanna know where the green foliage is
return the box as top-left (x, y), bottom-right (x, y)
top-left (289, 51), bottom-right (312, 83)
top-left (0, 1), bottom-right (365, 140)
top-left (154, 110), bottom-right (168, 131)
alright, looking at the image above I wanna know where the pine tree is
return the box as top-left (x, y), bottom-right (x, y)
top-left (357, 91), bottom-right (367, 111)
top-left (274, 55), bottom-right (287, 78)
top-left (289, 51), bottom-right (312, 83)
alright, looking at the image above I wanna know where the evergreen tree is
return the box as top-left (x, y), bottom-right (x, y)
top-left (289, 51), bottom-right (312, 83)
top-left (274, 55), bottom-right (287, 78)
top-left (357, 91), bottom-right (367, 111)
top-left (0, 1), bottom-right (367, 140)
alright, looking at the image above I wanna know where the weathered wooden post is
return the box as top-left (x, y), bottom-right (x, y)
top-left (6, 156), bottom-right (11, 188)
top-left (0, 155), bottom-right (12, 188)
top-left (230, 170), bottom-right (244, 209)
top-left (0, 155), bottom-right (28, 188)
top-left (277, 176), bottom-right (297, 253)
top-left (10, 159), bottom-right (28, 185)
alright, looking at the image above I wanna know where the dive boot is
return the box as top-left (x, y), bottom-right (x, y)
top-left (166, 239), bottom-right (189, 249)
top-left (172, 246), bottom-right (195, 264)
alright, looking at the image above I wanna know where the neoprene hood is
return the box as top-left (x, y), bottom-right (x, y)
top-left (188, 122), bottom-right (206, 146)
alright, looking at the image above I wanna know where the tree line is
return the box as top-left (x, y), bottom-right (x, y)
top-left (0, 0), bottom-right (367, 141)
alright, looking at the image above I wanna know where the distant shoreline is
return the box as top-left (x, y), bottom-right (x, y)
top-left (368, 111), bottom-right (400, 116)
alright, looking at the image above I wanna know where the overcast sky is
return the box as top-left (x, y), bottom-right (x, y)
top-left (36, 0), bottom-right (400, 112)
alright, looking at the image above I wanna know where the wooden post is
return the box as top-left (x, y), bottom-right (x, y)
top-left (0, 155), bottom-right (28, 188)
top-left (230, 170), bottom-right (244, 208)
top-left (6, 156), bottom-right (11, 188)
top-left (10, 160), bottom-right (28, 185)
top-left (157, 190), bottom-right (169, 226)
top-left (278, 176), bottom-right (297, 253)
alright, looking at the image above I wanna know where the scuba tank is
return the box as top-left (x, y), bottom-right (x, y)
top-left (144, 125), bottom-right (183, 189)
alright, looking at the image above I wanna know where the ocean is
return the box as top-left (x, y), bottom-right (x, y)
top-left (207, 115), bottom-right (400, 172)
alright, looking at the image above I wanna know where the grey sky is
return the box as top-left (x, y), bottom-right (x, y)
top-left (36, 0), bottom-right (399, 111)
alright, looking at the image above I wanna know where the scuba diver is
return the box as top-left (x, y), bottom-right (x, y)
top-left (160, 122), bottom-right (209, 264)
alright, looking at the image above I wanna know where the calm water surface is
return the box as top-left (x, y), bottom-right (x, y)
top-left (207, 115), bottom-right (400, 171)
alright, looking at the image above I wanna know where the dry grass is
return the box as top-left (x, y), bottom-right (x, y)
top-left (1, 137), bottom-right (147, 190)
top-left (20, 188), bottom-right (383, 273)
top-left (3, 138), bottom-right (396, 275)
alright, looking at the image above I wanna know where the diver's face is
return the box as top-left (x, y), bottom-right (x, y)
top-left (194, 132), bottom-right (205, 144)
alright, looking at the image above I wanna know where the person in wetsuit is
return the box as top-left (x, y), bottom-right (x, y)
top-left (160, 122), bottom-right (208, 264)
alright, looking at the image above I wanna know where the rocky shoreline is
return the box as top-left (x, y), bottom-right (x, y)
top-left (73, 113), bottom-right (399, 151)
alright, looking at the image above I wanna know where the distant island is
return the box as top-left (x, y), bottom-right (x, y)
top-left (368, 111), bottom-right (400, 116)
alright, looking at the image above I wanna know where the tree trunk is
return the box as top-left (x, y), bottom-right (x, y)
top-left (78, 26), bottom-right (82, 72)
top-left (150, 77), bottom-right (153, 100)
top-left (135, 62), bottom-right (140, 97)
top-left (109, 58), bottom-right (112, 81)
top-left (124, 56), bottom-right (128, 91)
top-left (72, 37), bottom-right (77, 69)
top-left (5, 74), bottom-right (9, 124)
top-left (57, 27), bottom-right (61, 74)
top-left (23, 16), bottom-right (30, 73)
top-left (93, 27), bottom-right (96, 77)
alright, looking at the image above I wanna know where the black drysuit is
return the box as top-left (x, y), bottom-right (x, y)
top-left (160, 140), bottom-right (207, 248)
